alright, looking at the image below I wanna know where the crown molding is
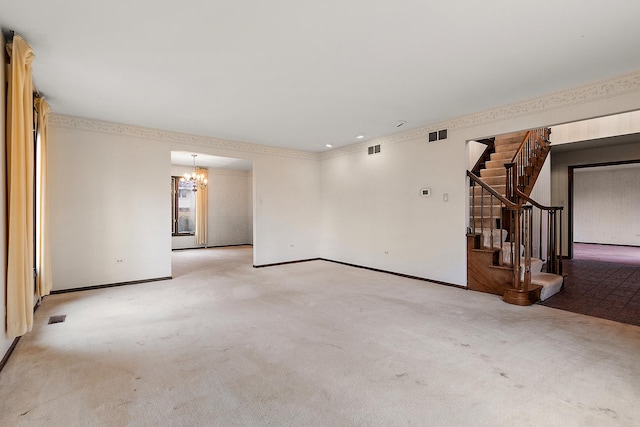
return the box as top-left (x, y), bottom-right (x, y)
top-left (48, 114), bottom-right (320, 161)
top-left (446, 70), bottom-right (640, 129)
top-left (320, 70), bottom-right (640, 160)
top-left (49, 70), bottom-right (640, 162)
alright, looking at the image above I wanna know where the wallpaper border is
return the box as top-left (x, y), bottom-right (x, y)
top-left (49, 70), bottom-right (640, 161)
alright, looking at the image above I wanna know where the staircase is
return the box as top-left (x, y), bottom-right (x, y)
top-left (469, 131), bottom-right (528, 232)
top-left (467, 128), bottom-right (564, 306)
top-left (478, 131), bottom-right (528, 197)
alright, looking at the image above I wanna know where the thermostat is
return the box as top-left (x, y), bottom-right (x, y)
top-left (420, 188), bottom-right (431, 197)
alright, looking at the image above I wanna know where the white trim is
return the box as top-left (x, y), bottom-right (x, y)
top-left (48, 115), bottom-right (320, 161)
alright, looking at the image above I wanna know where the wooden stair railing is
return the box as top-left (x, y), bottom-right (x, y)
top-left (506, 128), bottom-right (551, 197)
top-left (508, 184), bottom-right (564, 276)
top-left (468, 171), bottom-right (527, 300)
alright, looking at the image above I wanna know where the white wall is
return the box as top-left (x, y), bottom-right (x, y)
top-left (48, 117), bottom-right (322, 287)
top-left (49, 126), bottom-right (172, 290)
top-left (551, 141), bottom-right (640, 255)
top-left (162, 141), bottom-right (320, 266)
top-left (468, 140), bottom-right (487, 170)
top-left (44, 71), bottom-right (640, 291)
top-left (321, 78), bottom-right (640, 286)
top-left (574, 165), bottom-right (640, 246)
top-left (248, 169), bottom-right (254, 245)
top-left (253, 155), bottom-right (321, 265)
top-left (1, 35), bottom-right (13, 358)
top-left (163, 142), bottom-right (320, 266)
top-left (321, 136), bottom-right (467, 284)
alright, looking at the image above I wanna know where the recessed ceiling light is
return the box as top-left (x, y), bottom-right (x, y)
top-left (325, 144), bottom-right (333, 148)
top-left (356, 134), bottom-right (365, 139)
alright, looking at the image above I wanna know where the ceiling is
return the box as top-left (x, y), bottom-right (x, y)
top-left (171, 151), bottom-right (252, 170)
top-left (550, 132), bottom-right (640, 153)
top-left (2, 1), bottom-right (640, 153)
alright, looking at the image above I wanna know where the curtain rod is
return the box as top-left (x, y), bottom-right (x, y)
top-left (2, 29), bottom-right (15, 43)
top-left (4, 30), bottom-right (43, 99)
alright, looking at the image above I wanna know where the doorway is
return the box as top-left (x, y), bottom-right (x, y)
top-left (170, 151), bottom-right (254, 252)
top-left (567, 160), bottom-right (640, 258)
top-left (541, 160), bottom-right (640, 325)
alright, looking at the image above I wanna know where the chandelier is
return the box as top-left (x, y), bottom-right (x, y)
top-left (181, 154), bottom-right (207, 192)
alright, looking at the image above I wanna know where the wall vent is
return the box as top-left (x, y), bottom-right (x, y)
top-left (428, 129), bottom-right (448, 142)
top-left (368, 144), bottom-right (381, 155)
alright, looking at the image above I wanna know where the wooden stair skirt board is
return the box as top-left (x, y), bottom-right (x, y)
top-left (467, 233), bottom-right (550, 306)
top-left (467, 234), bottom-right (513, 295)
top-left (467, 233), bottom-right (564, 305)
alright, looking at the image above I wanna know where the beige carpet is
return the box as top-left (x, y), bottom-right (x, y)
top-left (1, 246), bottom-right (640, 426)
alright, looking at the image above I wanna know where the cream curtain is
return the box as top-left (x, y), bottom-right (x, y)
top-left (6, 35), bottom-right (36, 338)
top-left (34, 97), bottom-right (52, 297)
top-left (194, 167), bottom-right (208, 246)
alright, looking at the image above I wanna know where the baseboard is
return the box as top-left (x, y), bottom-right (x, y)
top-left (0, 337), bottom-right (21, 373)
top-left (574, 242), bottom-right (640, 248)
top-left (254, 256), bottom-right (464, 289)
top-left (320, 259), bottom-right (465, 289)
top-left (173, 244), bottom-right (253, 251)
top-left (1, 299), bottom-right (42, 373)
top-left (51, 276), bottom-right (172, 294)
top-left (253, 258), bottom-right (321, 268)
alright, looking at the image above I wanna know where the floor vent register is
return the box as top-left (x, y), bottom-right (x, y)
top-left (48, 315), bottom-right (67, 325)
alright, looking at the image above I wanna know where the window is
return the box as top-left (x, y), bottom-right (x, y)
top-left (171, 176), bottom-right (196, 235)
